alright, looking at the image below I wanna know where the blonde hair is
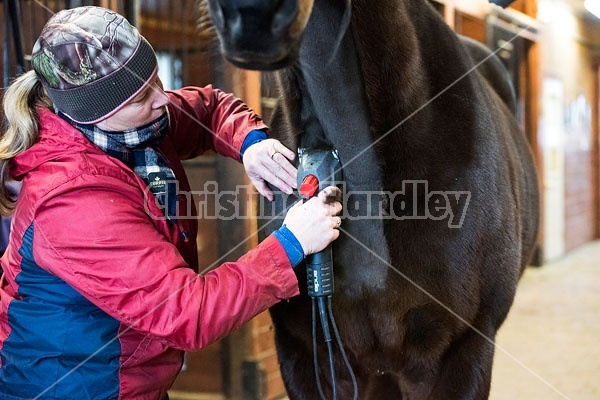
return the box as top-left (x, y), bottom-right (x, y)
top-left (0, 70), bottom-right (52, 215)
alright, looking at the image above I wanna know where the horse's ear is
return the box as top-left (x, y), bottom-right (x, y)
top-left (488, 0), bottom-right (516, 8)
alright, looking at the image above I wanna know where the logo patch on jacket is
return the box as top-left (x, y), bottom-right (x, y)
top-left (148, 172), bottom-right (167, 195)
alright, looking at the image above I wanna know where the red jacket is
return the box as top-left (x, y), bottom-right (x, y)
top-left (0, 86), bottom-right (299, 400)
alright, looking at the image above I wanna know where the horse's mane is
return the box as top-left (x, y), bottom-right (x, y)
top-left (195, 0), bottom-right (217, 44)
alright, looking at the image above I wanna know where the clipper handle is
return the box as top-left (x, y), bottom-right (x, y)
top-left (307, 246), bottom-right (334, 297)
top-left (296, 148), bottom-right (342, 298)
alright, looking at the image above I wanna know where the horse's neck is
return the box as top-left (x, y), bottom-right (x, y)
top-left (351, 0), bottom-right (482, 133)
top-left (296, 0), bottom-right (382, 192)
top-left (294, 1), bottom-right (392, 285)
top-left (298, 0), bottom-right (441, 156)
top-left (350, 0), bottom-right (430, 136)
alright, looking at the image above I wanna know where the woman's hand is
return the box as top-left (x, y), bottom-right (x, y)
top-left (283, 186), bottom-right (343, 255)
top-left (242, 139), bottom-right (297, 201)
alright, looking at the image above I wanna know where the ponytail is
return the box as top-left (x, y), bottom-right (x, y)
top-left (0, 70), bottom-right (52, 215)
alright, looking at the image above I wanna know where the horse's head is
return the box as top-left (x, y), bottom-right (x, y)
top-left (204, 0), bottom-right (314, 70)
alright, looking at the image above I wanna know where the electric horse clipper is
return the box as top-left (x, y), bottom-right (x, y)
top-left (296, 148), bottom-right (356, 400)
top-left (297, 148), bottom-right (343, 297)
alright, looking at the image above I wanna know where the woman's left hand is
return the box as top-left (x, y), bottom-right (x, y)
top-left (242, 139), bottom-right (297, 201)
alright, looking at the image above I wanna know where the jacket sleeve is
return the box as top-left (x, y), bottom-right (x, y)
top-left (166, 85), bottom-right (269, 161)
top-left (32, 175), bottom-right (299, 351)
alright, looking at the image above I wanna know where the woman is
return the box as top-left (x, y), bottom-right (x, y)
top-left (0, 6), bottom-right (342, 400)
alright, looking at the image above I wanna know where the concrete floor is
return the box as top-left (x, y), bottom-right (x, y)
top-left (490, 241), bottom-right (600, 400)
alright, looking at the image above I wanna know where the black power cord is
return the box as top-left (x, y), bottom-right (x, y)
top-left (297, 148), bottom-right (358, 400)
top-left (307, 252), bottom-right (357, 400)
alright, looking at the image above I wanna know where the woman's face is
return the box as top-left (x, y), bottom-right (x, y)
top-left (95, 75), bottom-right (169, 131)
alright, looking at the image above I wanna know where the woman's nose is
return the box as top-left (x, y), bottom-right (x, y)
top-left (151, 86), bottom-right (170, 109)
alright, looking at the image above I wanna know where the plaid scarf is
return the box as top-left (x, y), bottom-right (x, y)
top-left (59, 112), bottom-right (178, 221)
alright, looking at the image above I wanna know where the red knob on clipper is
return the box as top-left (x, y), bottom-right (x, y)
top-left (299, 174), bottom-right (319, 198)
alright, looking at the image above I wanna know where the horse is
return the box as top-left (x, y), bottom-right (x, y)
top-left (201, 0), bottom-right (539, 398)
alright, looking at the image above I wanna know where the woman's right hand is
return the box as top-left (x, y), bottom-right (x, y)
top-left (282, 186), bottom-right (343, 255)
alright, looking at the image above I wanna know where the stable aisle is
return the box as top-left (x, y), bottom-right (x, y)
top-left (490, 241), bottom-right (600, 400)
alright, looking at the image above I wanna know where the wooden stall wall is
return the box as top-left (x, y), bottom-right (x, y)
top-left (538, 0), bottom-right (600, 255)
top-left (574, 16), bottom-right (600, 251)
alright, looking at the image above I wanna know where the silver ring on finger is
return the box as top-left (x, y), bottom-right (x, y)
top-left (335, 217), bottom-right (342, 228)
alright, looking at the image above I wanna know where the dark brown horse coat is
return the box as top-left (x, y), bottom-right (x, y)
top-left (203, 0), bottom-right (539, 398)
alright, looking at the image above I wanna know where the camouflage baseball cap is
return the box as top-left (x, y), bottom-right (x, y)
top-left (31, 6), bottom-right (157, 123)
